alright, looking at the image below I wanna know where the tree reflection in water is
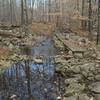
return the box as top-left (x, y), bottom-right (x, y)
top-left (0, 57), bottom-right (64, 100)
top-left (0, 39), bottom-right (64, 100)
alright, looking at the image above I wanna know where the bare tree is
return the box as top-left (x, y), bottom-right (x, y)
top-left (97, 0), bottom-right (100, 44)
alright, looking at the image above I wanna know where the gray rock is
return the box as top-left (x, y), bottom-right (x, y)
top-left (80, 63), bottom-right (95, 72)
top-left (95, 75), bottom-right (100, 81)
top-left (95, 94), bottom-right (100, 100)
top-left (65, 82), bottom-right (85, 97)
top-left (64, 95), bottom-right (77, 100)
top-left (72, 66), bottom-right (81, 73)
top-left (88, 76), bottom-right (94, 81)
top-left (89, 82), bottom-right (100, 93)
top-left (79, 93), bottom-right (90, 100)
top-left (74, 53), bottom-right (83, 58)
top-left (96, 51), bottom-right (100, 60)
top-left (81, 71), bottom-right (88, 77)
top-left (9, 43), bottom-right (14, 49)
top-left (65, 77), bottom-right (81, 84)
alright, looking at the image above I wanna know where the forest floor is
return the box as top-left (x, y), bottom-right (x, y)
top-left (30, 22), bottom-right (55, 36)
top-left (0, 22), bottom-right (100, 99)
top-left (0, 22), bottom-right (55, 70)
top-left (53, 32), bottom-right (100, 100)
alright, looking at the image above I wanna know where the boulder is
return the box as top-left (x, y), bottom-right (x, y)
top-left (79, 93), bottom-right (90, 100)
top-left (65, 82), bottom-right (85, 97)
top-left (95, 75), bottom-right (100, 81)
top-left (89, 82), bottom-right (100, 93)
top-left (64, 95), bottom-right (77, 100)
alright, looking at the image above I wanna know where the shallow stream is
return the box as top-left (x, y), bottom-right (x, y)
top-left (0, 37), bottom-right (64, 100)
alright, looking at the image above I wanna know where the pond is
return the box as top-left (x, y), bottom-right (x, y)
top-left (0, 37), bottom-right (64, 100)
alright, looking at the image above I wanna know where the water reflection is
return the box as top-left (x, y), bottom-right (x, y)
top-left (20, 38), bottom-right (57, 57)
top-left (0, 37), bottom-right (64, 100)
top-left (0, 57), bottom-right (65, 100)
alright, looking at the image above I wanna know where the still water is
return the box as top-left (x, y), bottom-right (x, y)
top-left (0, 37), bottom-right (64, 100)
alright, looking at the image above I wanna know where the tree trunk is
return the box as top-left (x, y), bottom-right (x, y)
top-left (21, 0), bottom-right (24, 25)
top-left (25, 0), bottom-right (28, 25)
top-left (88, 0), bottom-right (92, 40)
top-left (97, 0), bottom-right (100, 44)
top-left (81, 0), bottom-right (85, 30)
